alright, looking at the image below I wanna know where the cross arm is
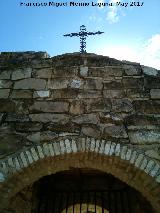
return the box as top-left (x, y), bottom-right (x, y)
top-left (63, 32), bottom-right (80, 37)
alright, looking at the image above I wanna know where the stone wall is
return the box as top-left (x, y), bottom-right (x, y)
top-left (0, 51), bottom-right (160, 212)
top-left (0, 51), bottom-right (159, 160)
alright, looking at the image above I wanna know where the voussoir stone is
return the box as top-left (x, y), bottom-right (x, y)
top-left (14, 78), bottom-right (46, 90)
top-left (29, 101), bottom-right (69, 113)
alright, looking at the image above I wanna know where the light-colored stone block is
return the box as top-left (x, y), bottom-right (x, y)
top-left (115, 143), bottom-right (121, 156)
top-left (37, 146), bottom-right (45, 159)
top-left (130, 151), bottom-right (137, 164)
top-left (80, 66), bottom-right (88, 77)
top-left (140, 158), bottom-right (148, 170)
top-left (20, 152), bottom-right (28, 167)
top-left (48, 143), bottom-right (55, 156)
top-left (71, 139), bottom-right (78, 153)
top-left (0, 172), bottom-right (5, 182)
top-left (30, 147), bottom-right (39, 161)
top-left (12, 68), bottom-right (32, 80)
top-left (65, 139), bottom-right (72, 153)
top-left (99, 140), bottom-right (105, 154)
top-left (25, 151), bottom-right (34, 164)
top-left (120, 146), bottom-right (128, 160)
top-left (53, 142), bottom-right (60, 155)
top-left (145, 160), bottom-right (155, 174)
top-left (134, 154), bottom-right (144, 168)
top-left (150, 163), bottom-right (160, 177)
top-left (104, 141), bottom-right (111, 155)
top-left (33, 90), bottom-right (50, 98)
top-left (109, 142), bottom-right (116, 156)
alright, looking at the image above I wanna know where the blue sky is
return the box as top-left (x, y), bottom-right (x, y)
top-left (0, 0), bottom-right (160, 69)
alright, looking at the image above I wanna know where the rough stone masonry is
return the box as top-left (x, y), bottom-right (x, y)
top-left (0, 51), bottom-right (160, 212)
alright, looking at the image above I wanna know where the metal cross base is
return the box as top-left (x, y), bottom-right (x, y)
top-left (63, 25), bottom-right (104, 53)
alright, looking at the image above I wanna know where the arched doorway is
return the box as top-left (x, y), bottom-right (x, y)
top-left (0, 139), bottom-right (160, 212)
top-left (10, 169), bottom-right (153, 213)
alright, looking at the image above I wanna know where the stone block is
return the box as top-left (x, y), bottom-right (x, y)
top-left (0, 70), bottom-right (11, 79)
top-left (27, 132), bottom-right (40, 143)
top-left (29, 113), bottom-right (70, 123)
top-left (0, 89), bottom-right (10, 98)
top-left (103, 90), bottom-right (125, 98)
top-left (126, 89), bottom-right (149, 99)
top-left (33, 68), bottom-right (52, 78)
top-left (53, 66), bottom-right (78, 76)
top-left (142, 65), bottom-right (158, 76)
top-left (77, 90), bottom-right (102, 99)
top-left (15, 122), bottom-right (43, 132)
top-left (29, 101), bottom-right (69, 113)
top-left (40, 131), bottom-right (58, 141)
top-left (5, 113), bottom-right (30, 122)
top-left (103, 80), bottom-right (123, 89)
top-left (81, 126), bottom-right (100, 138)
top-left (150, 89), bottom-right (160, 99)
top-left (11, 68), bottom-right (32, 80)
top-left (86, 99), bottom-right (111, 112)
top-left (0, 172), bottom-right (5, 182)
top-left (112, 99), bottom-right (133, 112)
top-left (88, 67), bottom-right (105, 77)
top-left (84, 78), bottom-right (103, 90)
top-left (69, 79), bottom-right (84, 89)
top-left (122, 77), bottom-right (144, 89)
top-left (72, 113), bottom-right (99, 124)
top-left (0, 80), bottom-right (12, 88)
top-left (80, 66), bottom-right (88, 77)
top-left (0, 99), bottom-right (15, 112)
top-left (104, 66), bottom-right (123, 76)
top-left (69, 100), bottom-right (84, 115)
top-left (47, 78), bottom-right (69, 89)
top-left (44, 122), bottom-right (80, 133)
top-left (128, 130), bottom-right (160, 144)
top-left (103, 125), bottom-right (128, 138)
top-left (51, 89), bottom-right (78, 99)
top-left (99, 112), bottom-right (123, 124)
top-left (144, 76), bottom-right (160, 89)
top-left (33, 90), bottom-right (50, 98)
top-left (123, 64), bottom-right (141, 75)
top-left (125, 114), bottom-right (160, 127)
top-left (11, 90), bottom-right (32, 99)
top-left (14, 78), bottom-right (46, 90)
top-left (133, 100), bottom-right (160, 114)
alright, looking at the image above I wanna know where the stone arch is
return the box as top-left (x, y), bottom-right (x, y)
top-left (0, 137), bottom-right (160, 212)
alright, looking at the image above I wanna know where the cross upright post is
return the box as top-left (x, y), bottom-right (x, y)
top-left (63, 25), bottom-right (104, 53)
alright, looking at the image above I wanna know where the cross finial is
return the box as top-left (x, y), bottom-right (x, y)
top-left (64, 25), bottom-right (104, 53)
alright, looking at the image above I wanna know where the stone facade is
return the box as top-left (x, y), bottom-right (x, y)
top-left (0, 51), bottom-right (160, 212)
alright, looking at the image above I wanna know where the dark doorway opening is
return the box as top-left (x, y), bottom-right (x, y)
top-left (32, 168), bottom-right (154, 213)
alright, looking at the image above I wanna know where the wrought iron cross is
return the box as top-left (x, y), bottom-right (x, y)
top-left (63, 25), bottom-right (104, 53)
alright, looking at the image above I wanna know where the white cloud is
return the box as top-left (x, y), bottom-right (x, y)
top-left (106, 0), bottom-right (122, 24)
top-left (96, 34), bottom-right (160, 70)
top-left (144, 34), bottom-right (160, 57)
